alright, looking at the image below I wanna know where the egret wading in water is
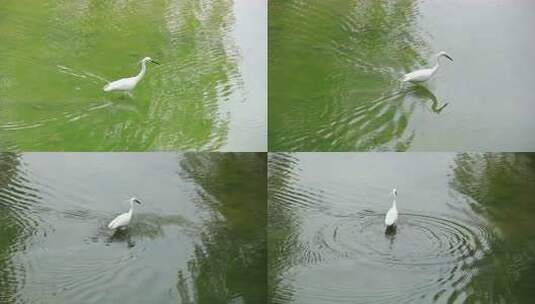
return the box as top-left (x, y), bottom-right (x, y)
top-left (402, 51), bottom-right (453, 84)
top-left (385, 189), bottom-right (398, 228)
top-left (108, 197), bottom-right (142, 230)
top-left (103, 57), bottom-right (160, 95)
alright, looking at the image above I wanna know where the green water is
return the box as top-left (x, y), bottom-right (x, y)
top-left (268, 0), bottom-right (535, 151)
top-left (0, 152), bottom-right (266, 303)
top-left (0, 0), bottom-right (266, 151)
top-left (269, 153), bottom-right (535, 303)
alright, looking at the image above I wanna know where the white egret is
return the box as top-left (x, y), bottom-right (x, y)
top-left (402, 51), bottom-right (453, 83)
top-left (385, 189), bottom-right (398, 227)
top-left (108, 197), bottom-right (142, 230)
top-left (103, 57), bottom-right (160, 94)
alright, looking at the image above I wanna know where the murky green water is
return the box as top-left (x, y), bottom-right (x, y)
top-left (0, 0), bottom-right (266, 151)
top-left (269, 153), bottom-right (535, 303)
top-left (0, 153), bottom-right (266, 303)
top-left (268, 0), bottom-right (535, 151)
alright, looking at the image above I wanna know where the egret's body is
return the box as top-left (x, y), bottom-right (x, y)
top-left (103, 57), bottom-right (159, 93)
top-left (108, 197), bottom-right (142, 230)
top-left (385, 189), bottom-right (398, 227)
top-left (402, 51), bottom-right (453, 83)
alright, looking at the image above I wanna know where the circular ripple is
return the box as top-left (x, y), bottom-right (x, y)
top-left (280, 211), bottom-right (493, 304)
top-left (315, 211), bottom-right (489, 268)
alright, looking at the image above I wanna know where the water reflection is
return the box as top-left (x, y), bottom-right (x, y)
top-left (108, 229), bottom-right (137, 248)
top-left (269, 0), bottom-right (430, 151)
top-left (100, 213), bottom-right (197, 248)
top-left (450, 153), bottom-right (535, 303)
top-left (405, 85), bottom-right (448, 114)
top-left (269, 0), bottom-right (535, 151)
top-left (0, 153), bottom-right (25, 303)
top-left (268, 153), bottom-right (535, 303)
top-left (384, 224), bottom-right (397, 236)
top-left (0, 153), bottom-right (266, 303)
top-left (0, 0), bottom-right (263, 151)
top-left (268, 153), bottom-right (301, 303)
top-left (177, 153), bottom-right (267, 304)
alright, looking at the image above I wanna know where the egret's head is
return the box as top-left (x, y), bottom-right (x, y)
top-left (392, 188), bottom-right (398, 197)
top-left (437, 51), bottom-right (453, 62)
top-left (141, 57), bottom-right (160, 65)
top-left (130, 197), bottom-right (142, 205)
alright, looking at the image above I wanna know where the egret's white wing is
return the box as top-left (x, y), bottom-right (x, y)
top-left (103, 77), bottom-right (136, 92)
top-left (384, 207), bottom-right (398, 226)
top-left (108, 212), bottom-right (130, 229)
top-left (402, 68), bottom-right (433, 83)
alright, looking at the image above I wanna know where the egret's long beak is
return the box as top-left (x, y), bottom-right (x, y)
top-left (149, 59), bottom-right (160, 65)
top-left (134, 199), bottom-right (142, 205)
top-left (444, 54), bottom-right (453, 61)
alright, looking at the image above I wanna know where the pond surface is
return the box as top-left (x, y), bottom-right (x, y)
top-left (268, 0), bottom-right (535, 151)
top-left (269, 153), bottom-right (535, 303)
top-left (0, 0), bottom-right (266, 151)
top-left (0, 153), bottom-right (266, 303)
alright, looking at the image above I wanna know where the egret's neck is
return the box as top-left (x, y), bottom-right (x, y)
top-left (392, 199), bottom-right (397, 209)
top-left (135, 61), bottom-right (147, 82)
top-left (432, 55), bottom-right (443, 72)
top-left (129, 201), bottom-right (135, 214)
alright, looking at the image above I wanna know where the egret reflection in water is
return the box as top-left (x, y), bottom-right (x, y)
top-left (102, 213), bottom-right (197, 249)
top-left (404, 85), bottom-right (448, 114)
top-left (385, 224), bottom-right (397, 236)
top-left (268, 153), bottom-right (535, 304)
top-left (0, 0), bottom-right (266, 151)
top-left (384, 224), bottom-right (397, 249)
top-left (0, 152), bottom-right (266, 303)
top-left (269, 0), bottom-right (535, 151)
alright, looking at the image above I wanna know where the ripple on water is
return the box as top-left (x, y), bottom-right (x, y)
top-left (0, 100), bottom-right (114, 132)
top-left (1, 0), bottom-right (247, 151)
top-left (0, 163), bottom-right (47, 241)
top-left (0, 154), bottom-right (48, 304)
top-left (269, 0), bottom-right (436, 151)
top-left (318, 212), bottom-right (490, 267)
top-left (282, 209), bottom-right (493, 304)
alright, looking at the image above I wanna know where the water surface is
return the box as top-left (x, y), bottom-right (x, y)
top-left (0, 152), bottom-right (266, 303)
top-left (0, 0), bottom-right (266, 151)
top-left (269, 0), bottom-right (535, 151)
top-left (269, 153), bottom-right (535, 303)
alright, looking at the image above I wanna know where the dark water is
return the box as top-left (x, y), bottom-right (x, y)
top-left (0, 0), bottom-right (266, 151)
top-left (268, 0), bottom-right (535, 151)
top-left (0, 153), bottom-right (266, 303)
top-left (269, 153), bottom-right (535, 303)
